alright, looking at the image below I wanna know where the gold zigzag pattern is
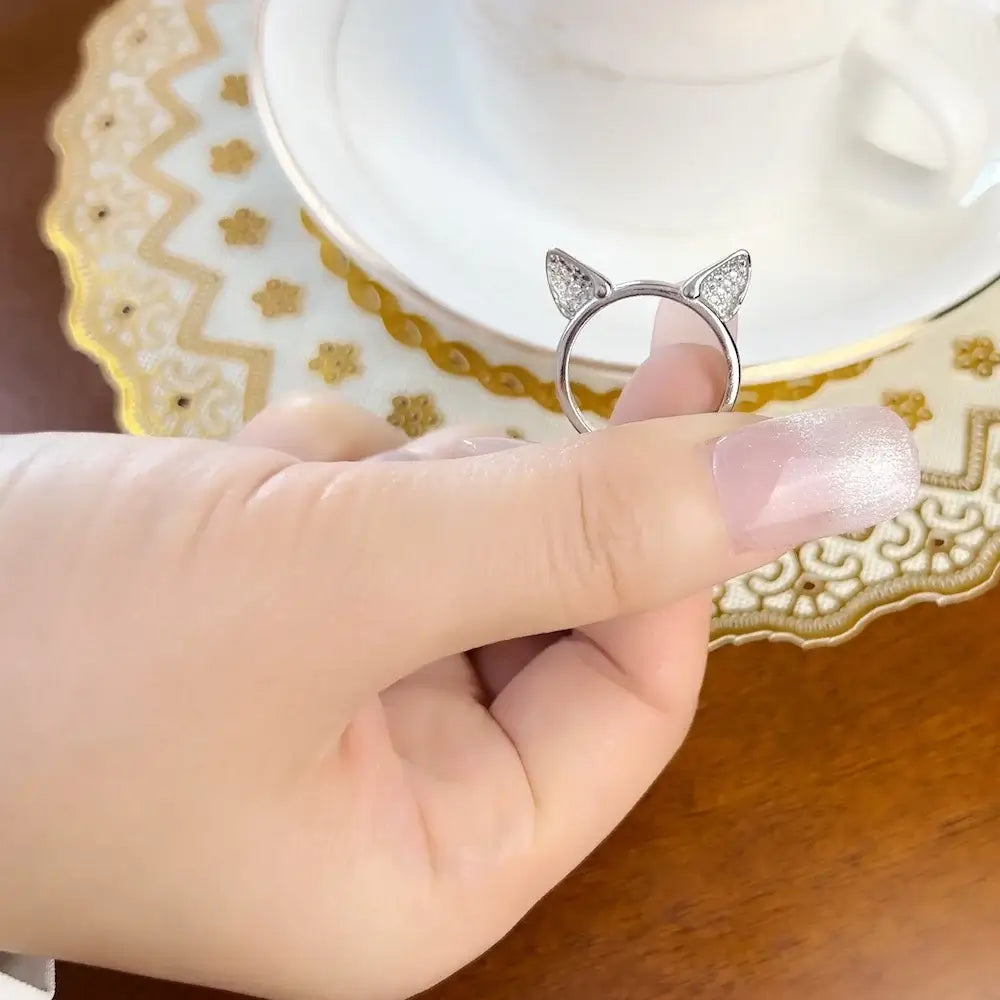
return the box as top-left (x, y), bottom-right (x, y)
top-left (132, 2), bottom-right (273, 422)
top-left (38, 0), bottom-right (1000, 650)
top-left (44, 0), bottom-right (273, 434)
top-left (301, 212), bottom-right (879, 420)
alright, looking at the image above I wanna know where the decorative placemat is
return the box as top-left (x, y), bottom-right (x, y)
top-left (44, 0), bottom-right (1000, 648)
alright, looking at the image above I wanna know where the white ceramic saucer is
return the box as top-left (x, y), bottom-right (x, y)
top-left (254, 0), bottom-right (1000, 377)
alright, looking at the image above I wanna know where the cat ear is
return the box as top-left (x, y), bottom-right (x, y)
top-left (545, 249), bottom-right (612, 319)
top-left (682, 250), bottom-right (752, 323)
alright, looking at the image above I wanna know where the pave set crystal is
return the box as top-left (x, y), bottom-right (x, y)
top-left (548, 247), bottom-right (749, 433)
top-left (545, 250), bottom-right (610, 319)
top-left (546, 248), bottom-right (751, 325)
top-left (690, 251), bottom-right (751, 323)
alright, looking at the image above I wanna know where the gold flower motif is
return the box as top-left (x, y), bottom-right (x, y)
top-left (221, 74), bottom-right (250, 107)
top-left (953, 335), bottom-right (1000, 379)
top-left (252, 279), bottom-right (303, 318)
top-left (882, 389), bottom-right (933, 430)
top-left (309, 342), bottom-right (363, 385)
top-left (388, 394), bottom-right (443, 438)
top-left (219, 208), bottom-right (268, 247)
top-left (211, 139), bottom-right (255, 175)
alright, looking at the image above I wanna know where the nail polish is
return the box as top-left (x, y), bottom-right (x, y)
top-left (711, 406), bottom-right (920, 552)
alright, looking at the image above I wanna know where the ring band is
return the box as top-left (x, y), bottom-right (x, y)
top-left (547, 249), bottom-right (751, 434)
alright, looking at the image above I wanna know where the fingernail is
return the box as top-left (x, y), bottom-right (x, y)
top-left (371, 436), bottom-right (529, 462)
top-left (614, 304), bottom-right (734, 424)
top-left (650, 298), bottom-right (734, 354)
top-left (711, 406), bottom-right (920, 552)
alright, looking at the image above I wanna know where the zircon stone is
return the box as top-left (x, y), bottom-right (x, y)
top-left (696, 251), bottom-right (751, 323)
top-left (546, 250), bottom-right (607, 319)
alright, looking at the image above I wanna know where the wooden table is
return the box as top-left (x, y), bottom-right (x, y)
top-left (3, 1), bottom-right (998, 997)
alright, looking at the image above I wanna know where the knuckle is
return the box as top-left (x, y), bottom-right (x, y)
top-left (550, 440), bottom-right (648, 618)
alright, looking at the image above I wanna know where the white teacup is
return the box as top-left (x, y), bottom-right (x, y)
top-left (452, 0), bottom-right (997, 232)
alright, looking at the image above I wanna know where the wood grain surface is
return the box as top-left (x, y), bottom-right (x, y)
top-left (1, 2), bottom-right (997, 998)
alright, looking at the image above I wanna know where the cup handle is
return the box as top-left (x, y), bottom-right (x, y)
top-left (840, 12), bottom-right (992, 206)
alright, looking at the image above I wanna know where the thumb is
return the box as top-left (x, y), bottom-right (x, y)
top-left (294, 404), bottom-right (918, 673)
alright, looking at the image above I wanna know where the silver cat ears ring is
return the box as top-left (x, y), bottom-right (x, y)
top-left (547, 249), bottom-right (751, 434)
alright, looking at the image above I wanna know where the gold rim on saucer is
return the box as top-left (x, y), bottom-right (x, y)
top-left (251, 0), bottom-right (1000, 389)
top-left (41, 0), bottom-right (1000, 654)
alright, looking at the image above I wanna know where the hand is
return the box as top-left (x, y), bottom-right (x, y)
top-left (0, 305), bottom-right (918, 1000)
